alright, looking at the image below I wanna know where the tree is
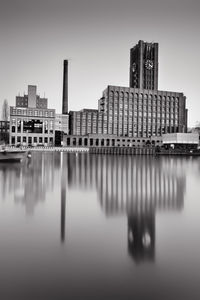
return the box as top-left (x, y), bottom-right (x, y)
top-left (195, 121), bottom-right (200, 128)
top-left (1, 99), bottom-right (9, 121)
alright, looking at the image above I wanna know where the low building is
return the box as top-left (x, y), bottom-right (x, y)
top-left (63, 133), bottom-right (162, 148)
top-left (10, 85), bottom-right (55, 146)
top-left (69, 109), bottom-right (103, 135)
top-left (162, 133), bottom-right (199, 149)
top-left (55, 114), bottom-right (69, 146)
top-left (55, 114), bottom-right (69, 134)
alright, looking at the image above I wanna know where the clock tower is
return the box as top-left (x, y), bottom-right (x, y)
top-left (129, 40), bottom-right (158, 90)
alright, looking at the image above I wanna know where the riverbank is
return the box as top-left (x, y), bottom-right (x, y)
top-left (7, 146), bottom-right (90, 152)
top-left (5, 146), bottom-right (200, 156)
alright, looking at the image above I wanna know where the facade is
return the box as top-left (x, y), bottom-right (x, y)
top-left (98, 85), bottom-right (187, 138)
top-left (69, 109), bottom-right (103, 135)
top-left (0, 121), bottom-right (9, 144)
top-left (55, 114), bottom-right (69, 134)
top-left (10, 85), bottom-right (55, 146)
top-left (162, 133), bottom-right (199, 147)
top-left (16, 85), bottom-right (47, 109)
top-left (129, 40), bottom-right (159, 90)
top-left (63, 134), bottom-right (162, 147)
top-left (69, 40), bottom-right (187, 142)
top-left (55, 114), bottom-right (69, 146)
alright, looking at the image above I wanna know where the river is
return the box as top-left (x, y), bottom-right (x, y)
top-left (0, 152), bottom-right (200, 300)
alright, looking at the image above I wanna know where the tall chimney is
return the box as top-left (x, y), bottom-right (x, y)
top-left (62, 60), bottom-right (68, 114)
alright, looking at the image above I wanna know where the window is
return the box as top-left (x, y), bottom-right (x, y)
top-left (44, 121), bottom-right (48, 133)
top-left (11, 137), bottom-right (15, 145)
top-left (17, 120), bottom-right (21, 133)
top-left (23, 119), bottom-right (43, 133)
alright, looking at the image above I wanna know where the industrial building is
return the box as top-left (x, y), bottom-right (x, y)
top-left (9, 85), bottom-right (55, 146)
top-left (162, 133), bottom-right (199, 150)
top-left (67, 40), bottom-right (187, 146)
top-left (69, 109), bottom-right (100, 135)
top-left (98, 86), bottom-right (187, 137)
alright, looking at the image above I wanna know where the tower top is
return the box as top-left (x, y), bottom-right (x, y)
top-left (129, 40), bottom-right (159, 90)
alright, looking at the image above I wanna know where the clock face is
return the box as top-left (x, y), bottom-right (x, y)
top-left (145, 59), bottom-right (154, 70)
top-left (132, 62), bottom-right (136, 72)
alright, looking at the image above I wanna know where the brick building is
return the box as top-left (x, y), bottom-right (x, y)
top-left (68, 40), bottom-right (187, 145)
top-left (10, 85), bottom-right (55, 146)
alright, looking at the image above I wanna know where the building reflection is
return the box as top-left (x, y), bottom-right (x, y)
top-left (0, 153), bottom-right (60, 215)
top-left (0, 152), bottom-right (187, 257)
top-left (67, 154), bottom-right (186, 263)
top-left (0, 152), bottom-right (68, 245)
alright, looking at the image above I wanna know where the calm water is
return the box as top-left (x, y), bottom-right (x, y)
top-left (0, 152), bottom-right (200, 300)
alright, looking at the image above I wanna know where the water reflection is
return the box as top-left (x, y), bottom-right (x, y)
top-left (67, 154), bottom-right (186, 263)
top-left (60, 152), bottom-right (67, 243)
top-left (128, 209), bottom-right (155, 262)
top-left (0, 153), bottom-right (187, 262)
top-left (0, 153), bottom-right (58, 214)
top-left (66, 155), bottom-right (185, 212)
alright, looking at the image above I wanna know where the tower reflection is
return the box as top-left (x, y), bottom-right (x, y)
top-left (67, 154), bottom-right (186, 263)
top-left (128, 210), bottom-right (155, 262)
top-left (60, 152), bottom-right (69, 243)
top-left (0, 152), bottom-right (187, 259)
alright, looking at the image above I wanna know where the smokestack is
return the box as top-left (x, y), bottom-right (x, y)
top-left (62, 60), bottom-right (68, 114)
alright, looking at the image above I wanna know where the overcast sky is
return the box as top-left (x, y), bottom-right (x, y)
top-left (0, 0), bottom-right (199, 126)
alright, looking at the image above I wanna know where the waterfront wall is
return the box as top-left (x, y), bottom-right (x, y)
top-left (89, 147), bottom-right (155, 155)
top-left (8, 145), bottom-right (155, 155)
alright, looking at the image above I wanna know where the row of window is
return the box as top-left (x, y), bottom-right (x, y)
top-left (104, 101), bottom-right (179, 109)
top-left (108, 91), bottom-right (181, 101)
top-left (66, 137), bottom-right (162, 147)
top-left (106, 110), bottom-right (179, 116)
top-left (11, 136), bottom-right (54, 145)
top-left (11, 108), bottom-right (55, 117)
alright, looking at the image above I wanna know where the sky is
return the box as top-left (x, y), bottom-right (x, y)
top-left (0, 0), bottom-right (199, 127)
